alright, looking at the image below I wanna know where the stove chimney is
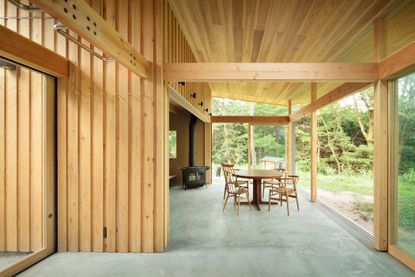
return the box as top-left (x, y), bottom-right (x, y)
top-left (189, 115), bottom-right (197, 167)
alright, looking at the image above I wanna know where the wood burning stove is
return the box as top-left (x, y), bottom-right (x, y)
top-left (180, 166), bottom-right (210, 190)
top-left (179, 115), bottom-right (210, 190)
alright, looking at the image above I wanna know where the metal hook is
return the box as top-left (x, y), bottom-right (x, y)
top-left (54, 24), bottom-right (114, 62)
top-left (8, 0), bottom-right (42, 12)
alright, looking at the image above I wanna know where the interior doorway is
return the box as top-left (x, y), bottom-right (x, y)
top-left (0, 57), bottom-right (56, 276)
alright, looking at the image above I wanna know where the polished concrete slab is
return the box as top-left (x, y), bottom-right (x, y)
top-left (0, 252), bottom-right (31, 269)
top-left (19, 184), bottom-right (414, 277)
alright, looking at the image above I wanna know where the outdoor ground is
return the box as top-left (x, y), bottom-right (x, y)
top-left (296, 171), bottom-right (374, 233)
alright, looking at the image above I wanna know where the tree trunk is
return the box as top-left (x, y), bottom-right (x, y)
top-left (353, 92), bottom-right (374, 147)
top-left (321, 117), bottom-right (342, 174)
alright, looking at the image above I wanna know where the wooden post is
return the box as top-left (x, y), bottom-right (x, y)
top-left (248, 123), bottom-right (252, 170)
top-left (287, 100), bottom-right (293, 175)
top-left (205, 122), bottom-right (212, 184)
top-left (310, 83), bottom-right (318, 202)
top-left (373, 17), bottom-right (388, 251)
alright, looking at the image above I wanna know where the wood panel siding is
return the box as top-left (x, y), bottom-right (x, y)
top-left (0, 0), bottom-right (167, 253)
top-left (164, 1), bottom-right (212, 183)
top-left (164, 1), bottom-right (212, 118)
top-left (0, 65), bottom-right (45, 252)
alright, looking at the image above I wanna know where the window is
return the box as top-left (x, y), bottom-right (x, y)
top-left (169, 130), bottom-right (177, 159)
top-left (390, 72), bottom-right (415, 259)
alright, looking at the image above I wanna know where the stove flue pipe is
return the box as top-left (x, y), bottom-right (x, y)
top-left (189, 115), bottom-right (197, 167)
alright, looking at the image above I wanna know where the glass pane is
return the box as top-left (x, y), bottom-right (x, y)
top-left (394, 72), bottom-right (415, 258)
top-left (295, 89), bottom-right (375, 234)
top-left (295, 116), bottom-right (311, 189)
top-left (0, 60), bottom-right (48, 269)
top-left (169, 130), bottom-right (177, 158)
top-left (251, 125), bottom-right (286, 169)
top-left (212, 123), bottom-right (248, 180)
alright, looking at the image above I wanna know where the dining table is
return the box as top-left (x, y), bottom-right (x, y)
top-left (234, 169), bottom-right (284, 211)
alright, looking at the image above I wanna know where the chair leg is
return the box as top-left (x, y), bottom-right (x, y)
top-left (286, 194), bottom-right (290, 216)
top-left (223, 185), bottom-right (227, 199)
top-left (268, 191), bottom-right (271, 212)
top-left (247, 192), bottom-right (252, 211)
top-left (295, 192), bottom-right (300, 211)
top-left (279, 192), bottom-right (282, 206)
top-left (223, 194), bottom-right (229, 212)
top-left (237, 195), bottom-right (240, 216)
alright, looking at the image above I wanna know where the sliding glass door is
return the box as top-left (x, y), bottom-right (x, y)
top-left (390, 72), bottom-right (415, 269)
top-left (0, 58), bottom-right (56, 276)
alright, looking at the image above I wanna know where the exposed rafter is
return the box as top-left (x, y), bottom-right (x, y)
top-left (290, 83), bottom-right (371, 121)
top-left (211, 116), bottom-right (290, 124)
top-left (379, 42), bottom-right (415, 79)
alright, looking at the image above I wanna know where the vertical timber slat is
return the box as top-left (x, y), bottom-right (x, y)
top-left (373, 17), bottom-right (388, 251)
top-left (310, 83), bottom-right (318, 202)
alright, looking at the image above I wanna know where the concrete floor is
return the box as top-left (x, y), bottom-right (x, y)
top-left (0, 252), bottom-right (31, 269)
top-left (19, 184), bottom-right (414, 277)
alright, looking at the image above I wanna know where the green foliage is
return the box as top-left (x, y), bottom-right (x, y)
top-left (295, 90), bottom-right (374, 175)
top-left (398, 171), bottom-right (415, 232)
top-left (169, 131), bottom-right (177, 158)
top-left (212, 123), bottom-right (248, 165)
top-left (212, 99), bottom-right (287, 166)
top-left (297, 170), bottom-right (374, 195)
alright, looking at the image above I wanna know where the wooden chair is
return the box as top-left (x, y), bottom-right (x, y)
top-left (268, 175), bottom-right (300, 216)
top-left (221, 163), bottom-right (249, 199)
top-left (222, 166), bottom-right (252, 215)
top-left (262, 168), bottom-right (286, 197)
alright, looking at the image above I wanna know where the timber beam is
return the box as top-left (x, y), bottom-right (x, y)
top-left (0, 25), bottom-right (68, 77)
top-left (290, 83), bottom-right (371, 122)
top-left (211, 116), bottom-right (290, 124)
top-left (31, 0), bottom-right (150, 78)
top-left (164, 63), bottom-right (379, 82)
top-left (379, 42), bottom-right (415, 80)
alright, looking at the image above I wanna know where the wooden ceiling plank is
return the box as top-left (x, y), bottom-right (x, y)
top-left (31, 0), bottom-right (149, 78)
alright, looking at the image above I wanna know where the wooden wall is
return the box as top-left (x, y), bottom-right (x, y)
top-left (164, 1), bottom-right (212, 116)
top-left (0, 65), bottom-right (45, 253)
top-left (0, 0), bottom-right (167, 253)
top-left (0, 2), bottom-right (48, 253)
top-left (164, 1), bottom-right (212, 183)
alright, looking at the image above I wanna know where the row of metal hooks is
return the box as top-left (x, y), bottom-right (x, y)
top-left (4, 0), bottom-right (115, 62)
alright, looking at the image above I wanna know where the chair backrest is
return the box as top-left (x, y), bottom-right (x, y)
top-left (276, 168), bottom-right (287, 178)
top-left (286, 175), bottom-right (299, 188)
top-left (221, 163), bottom-right (235, 184)
top-left (222, 163), bottom-right (242, 192)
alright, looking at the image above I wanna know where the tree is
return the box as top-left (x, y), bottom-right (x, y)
top-left (352, 88), bottom-right (374, 147)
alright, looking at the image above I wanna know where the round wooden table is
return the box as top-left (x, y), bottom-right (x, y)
top-left (235, 169), bottom-right (284, 211)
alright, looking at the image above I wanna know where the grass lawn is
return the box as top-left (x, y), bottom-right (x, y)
top-left (296, 170), bottom-right (373, 196)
